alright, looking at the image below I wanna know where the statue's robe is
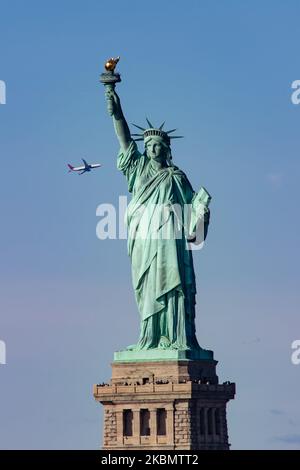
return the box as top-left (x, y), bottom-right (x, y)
top-left (117, 141), bottom-right (207, 350)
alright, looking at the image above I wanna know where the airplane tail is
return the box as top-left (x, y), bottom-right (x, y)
top-left (67, 164), bottom-right (74, 172)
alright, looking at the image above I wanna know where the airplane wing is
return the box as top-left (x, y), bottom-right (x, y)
top-left (82, 158), bottom-right (89, 168)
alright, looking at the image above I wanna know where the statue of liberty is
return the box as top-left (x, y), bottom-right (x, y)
top-left (101, 58), bottom-right (212, 359)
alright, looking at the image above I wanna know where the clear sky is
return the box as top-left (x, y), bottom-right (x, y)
top-left (0, 0), bottom-right (299, 449)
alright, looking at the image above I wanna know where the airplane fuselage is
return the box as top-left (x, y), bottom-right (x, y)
top-left (67, 160), bottom-right (101, 174)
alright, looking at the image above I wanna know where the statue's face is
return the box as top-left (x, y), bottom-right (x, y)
top-left (145, 139), bottom-right (165, 161)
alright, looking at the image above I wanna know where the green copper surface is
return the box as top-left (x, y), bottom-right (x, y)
top-left (114, 348), bottom-right (214, 363)
top-left (101, 61), bottom-right (212, 362)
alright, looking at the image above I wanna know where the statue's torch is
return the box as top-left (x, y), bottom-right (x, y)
top-left (100, 56), bottom-right (121, 116)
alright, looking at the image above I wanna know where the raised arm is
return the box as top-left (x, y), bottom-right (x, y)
top-left (105, 88), bottom-right (132, 152)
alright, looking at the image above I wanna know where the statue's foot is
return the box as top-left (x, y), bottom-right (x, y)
top-left (158, 336), bottom-right (171, 349)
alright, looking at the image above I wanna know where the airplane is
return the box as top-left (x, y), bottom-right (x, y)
top-left (67, 159), bottom-right (102, 175)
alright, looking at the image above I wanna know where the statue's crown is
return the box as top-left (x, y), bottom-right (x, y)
top-left (131, 118), bottom-right (183, 145)
top-left (144, 128), bottom-right (170, 144)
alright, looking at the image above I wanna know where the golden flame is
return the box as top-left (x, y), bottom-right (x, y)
top-left (105, 56), bottom-right (120, 72)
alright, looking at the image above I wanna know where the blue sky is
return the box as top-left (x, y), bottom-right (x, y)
top-left (0, 0), bottom-right (299, 449)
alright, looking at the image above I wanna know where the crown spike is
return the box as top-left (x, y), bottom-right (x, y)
top-left (169, 136), bottom-right (184, 139)
top-left (159, 121), bottom-right (165, 130)
top-left (166, 128), bottom-right (177, 134)
top-left (131, 133), bottom-right (144, 137)
top-left (146, 117), bottom-right (154, 128)
top-left (132, 123), bottom-right (146, 131)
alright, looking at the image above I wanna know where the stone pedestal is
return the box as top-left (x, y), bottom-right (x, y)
top-left (94, 359), bottom-right (235, 450)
